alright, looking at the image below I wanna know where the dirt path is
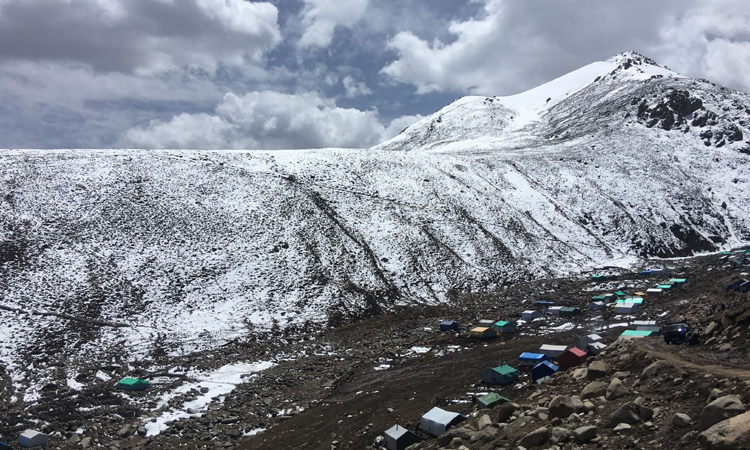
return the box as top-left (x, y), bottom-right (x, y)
top-left (641, 340), bottom-right (750, 379)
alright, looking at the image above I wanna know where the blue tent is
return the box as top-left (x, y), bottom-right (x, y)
top-left (640, 270), bottom-right (651, 276)
top-left (532, 361), bottom-right (558, 383)
top-left (533, 301), bottom-right (555, 306)
top-left (518, 352), bottom-right (550, 368)
top-left (440, 320), bottom-right (459, 332)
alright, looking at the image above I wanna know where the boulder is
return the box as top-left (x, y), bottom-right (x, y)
top-left (610, 402), bottom-right (654, 426)
top-left (673, 413), bottom-right (693, 428)
top-left (606, 378), bottom-right (630, 400)
top-left (641, 360), bottom-right (671, 380)
top-left (470, 426), bottom-right (500, 444)
top-left (613, 423), bottom-right (632, 432)
top-left (705, 321), bottom-right (722, 337)
top-left (699, 410), bottom-right (750, 449)
top-left (572, 368), bottom-right (588, 381)
top-left (495, 402), bottom-right (522, 422)
top-left (549, 396), bottom-right (576, 419)
top-left (581, 382), bottom-right (608, 400)
top-left (587, 361), bottom-right (609, 380)
top-left (700, 395), bottom-right (746, 430)
top-left (518, 427), bottom-right (549, 448)
top-left (549, 427), bottom-right (570, 444)
top-left (438, 427), bottom-right (477, 447)
top-left (477, 414), bottom-right (493, 430)
top-left (573, 426), bottom-right (598, 444)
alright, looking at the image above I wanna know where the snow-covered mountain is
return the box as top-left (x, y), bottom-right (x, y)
top-left (1, 52), bottom-right (749, 401)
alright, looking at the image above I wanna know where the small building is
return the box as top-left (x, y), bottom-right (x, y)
top-left (522, 310), bottom-right (542, 320)
top-left (384, 424), bottom-right (420, 450)
top-left (616, 298), bottom-right (643, 305)
top-left (646, 288), bottom-right (663, 296)
top-left (636, 325), bottom-right (662, 336)
top-left (477, 392), bottom-right (510, 409)
top-left (19, 430), bottom-right (48, 448)
top-left (590, 274), bottom-right (608, 282)
top-left (591, 295), bottom-right (608, 302)
top-left (587, 342), bottom-right (607, 355)
top-left (657, 284), bottom-right (673, 290)
top-left (469, 327), bottom-right (499, 339)
top-left (631, 320), bottom-right (657, 327)
top-left (588, 301), bottom-right (605, 311)
top-left (439, 320), bottom-right (459, 332)
top-left (116, 377), bottom-right (149, 391)
top-left (532, 360), bottom-right (558, 383)
top-left (539, 344), bottom-right (569, 359)
top-left (620, 330), bottom-right (652, 339)
top-left (614, 291), bottom-right (626, 297)
top-left (650, 268), bottom-right (664, 275)
top-left (613, 303), bottom-right (638, 314)
top-left (492, 320), bottom-right (517, 334)
top-left (518, 352), bottom-right (550, 368)
top-left (481, 365), bottom-right (519, 385)
top-left (558, 347), bottom-right (588, 368)
top-left (420, 407), bottom-right (467, 437)
top-left (478, 319), bottom-right (495, 328)
top-left (669, 278), bottom-right (687, 286)
top-left (640, 270), bottom-right (651, 276)
top-left (559, 307), bottom-right (581, 318)
top-left (579, 334), bottom-right (603, 349)
top-left (547, 306), bottom-right (563, 316)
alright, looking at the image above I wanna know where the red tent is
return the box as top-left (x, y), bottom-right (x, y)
top-left (557, 347), bottom-right (588, 368)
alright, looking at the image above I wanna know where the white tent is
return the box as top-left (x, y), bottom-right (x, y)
top-left (631, 320), bottom-right (657, 327)
top-left (613, 302), bottom-right (638, 314)
top-left (547, 306), bottom-right (563, 316)
top-left (539, 344), bottom-right (569, 359)
top-left (579, 334), bottom-right (603, 349)
top-left (420, 407), bottom-right (467, 437)
top-left (384, 424), bottom-right (420, 450)
top-left (587, 301), bottom-right (605, 310)
top-left (478, 319), bottom-right (495, 328)
top-left (19, 430), bottom-right (48, 448)
top-left (587, 342), bottom-right (607, 355)
top-left (646, 288), bottom-right (663, 296)
top-left (522, 310), bottom-right (541, 320)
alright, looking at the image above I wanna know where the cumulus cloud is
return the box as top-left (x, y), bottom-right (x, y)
top-left (0, 0), bottom-right (281, 75)
top-left (122, 91), bottom-right (422, 149)
top-left (298, 0), bottom-right (370, 48)
top-left (342, 76), bottom-right (372, 98)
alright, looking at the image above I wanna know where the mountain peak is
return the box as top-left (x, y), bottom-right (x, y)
top-left (606, 51), bottom-right (666, 71)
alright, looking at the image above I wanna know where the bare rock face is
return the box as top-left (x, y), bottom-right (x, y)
top-left (581, 381), bottom-right (608, 400)
top-left (700, 395), bottom-right (746, 431)
top-left (699, 410), bottom-right (750, 449)
top-left (606, 378), bottom-right (630, 401)
top-left (518, 427), bottom-right (549, 448)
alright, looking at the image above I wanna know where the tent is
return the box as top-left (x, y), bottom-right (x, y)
top-left (559, 307), bottom-right (581, 317)
top-left (547, 306), bottom-right (563, 316)
top-left (616, 298), bottom-right (643, 305)
top-left (640, 270), bottom-right (651, 276)
top-left (469, 327), bottom-right (499, 339)
top-left (518, 352), bottom-right (550, 368)
top-left (492, 321), bottom-right (517, 334)
top-left (613, 303), bottom-right (638, 314)
top-left (620, 330), bottom-right (652, 339)
top-left (116, 377), bottom-right (149, 391)
top-left (439, 320), bottom-right (459, 332)
top-left (558, 347), bottom-right (588, 368)
top-left (591, 295), bottom-right (608, 302)
top-left (579, 334), bottom-right (603, 349)
top-left (646, 288), bottom-right (663, 296)
top-left (533, 301), bottom-right (555, 307)
top-left (587, 342), bottom-right (607, 355)
top-left (615, 291), bottom-right (626, 297)
top-left (477, 392), bottom-right (510, 409)
top-left (1, 442), bottom-right (13, 450)
top-left (532, 360), bottom-right (558, 383)
top-left (741, 281), bottom-right (750, 293)
top-left (650, 268), bottom-right (664, 275)
top-left (603, 293), bottom-right (617, 302)
top-left (481, 365), bottom-right (519, 385)
top-left (636, 326), bottom-right (662, 336)
top-left (522, 310), bottom-right (542, 320)
top-left (478, 319), bottom-right (495, 328)
top-left (669, 278), bottom-right (686, 285)
top-left (384, 425), bottom-right (420, 450)
top-left (657, 284), bottom-right (673, 290)
top-left (631, 320), bottom-right (657, 327)
top-left (420, 407), bottom-right (467, 437)
top-left (539, 344), bottom-right (569, 359)
top-left (19, 430), bottom-right (47, 448)
top-left (588, 301), bottom-right (605, 311)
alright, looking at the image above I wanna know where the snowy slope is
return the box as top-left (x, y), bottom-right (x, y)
top-left (1, 52), bottom-right (749, 403)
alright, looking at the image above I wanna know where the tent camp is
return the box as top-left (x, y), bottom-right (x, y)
top-left (579, 334), bottom-right (603, 349)
top-left (469, 327), bottom-right (499, 339)
top-left (384, 425), bottom-right (420, 450)
top-left (587, 342), bottom-right (607, 355)
top-left (492, 321), bottom-right (517, 334)
top-left (116, 377), bottom-right (149, 391)
top-left (539, 344), bottom-right (569, 359)
top-left (478, 319), bottom-right (495, 328)
top-left (522, 310), bottom-right (542, 320)
top-left (588, 301), bottom-right (605, 310)
top-left (477, 392), bottom-right (510, 409)
top-left (19, 430), bottom-right (47, 448)
top-left (439, 320), bottom-right (459, 332)
top-left (558, 347), bottom-right (588, 368)
top-left (547, 306), bottom-right (563, 316)
top-left (481, 365), bottom-right (519, 385)
top-left (518, 352), bottom-right (550, 368)
top-left (613, 303), bottom-right (638, 314)
top-left (532, 360), bottom-right (558, 383)
top-left (559, 307), bottom-right (581, 318)
top-left (420, 407), bottom-right (467, 437)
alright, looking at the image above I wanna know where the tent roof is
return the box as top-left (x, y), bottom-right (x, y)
top-left (117, 377), bottom-right (148, 386)
top-left (562, 347), bottom-right (587, 357)
top-left (519, 352), bottom-right (546, 360)
top-left (385, 424), bottom-right (415, 440)
top-left (422, 407), bottom-right (465, 426)
top-left (560, 307), bottom-right (580, 312)
top-left (440, 320), bottom-right (457, 325)
top-left (494, 320), bottom-right (515, 327)
top-left (540, 344), bottom-right (568, 351)
top-left (478, 392), bottom-right (510, 405)
top-left (621, 330), bottom-right (652, 337)
top-left (491, 365), bottom-right (518, 376)
top-left (534, 360), bottom-right (558, 371)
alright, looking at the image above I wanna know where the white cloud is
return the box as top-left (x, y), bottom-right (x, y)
top-left (342, 76), bottom-right (372, 98)
top-left (298, 0), bottom-right (370, 48)
top-left (0, 0), bottom-right (281, 75)
top-left (122, 91), bottom-right (422, 149)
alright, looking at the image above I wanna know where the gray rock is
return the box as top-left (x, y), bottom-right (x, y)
top-left (438, 427), bottom-right (477, 447)
top-left (611, 371), bottom-right (631, 380)
top-left (116, 426), bottom-right (131, 438)
top-left (700, 395), bottom-right (746, 430)
top-left (572, 368), bottom-right (588, 381)
top-left (477, 414), bottom-right (493, 430)
top-left (549, 396), bottom-right (576, 419)
top-left (705, 321), bottom-right (722, 337)
top-left (641, 360), bottom-right (671, 380)
top-left (226, 429), bottom-right (242, 438)
top-left (581, 382), bottom-right (608, 400)
top-left (673, 413), bottom-right (693, 428)
top-left (613, 423), bottom-right (631, 432)
top-left (470, 426), bottom-right (499, 444)
top-left (573, 425), bottom-right (598, 444)
top-left (137, 426), bottom-right (146, 436)
top-left (610, 402), bottom-right (653, 426)
top-left (496, 402), bottom-right (522, 422)
top-left (606, 378), bottom-right (630, 400)
top-left (518, 427), bottom-right (549, 448)
top-left (699, 410), bottom-right (750, 449)
top-left (80, 437), bottom-right (92, 449)
top-left (549, 427), bottom-right (570, 444)
top-left (587, 361), bottom-right (609, 380)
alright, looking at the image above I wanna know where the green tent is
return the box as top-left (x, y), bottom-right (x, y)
top-left (116, 377), bottom-right (150, 391)
top-left (559, 307), bottom-right (581, 317)
top-left (614, 291), bottom-right (626, 297)
top-left (591, 295), bottom-right (607, 302)
top-left (477, 392), bottom-right (511, 409)
top-left (669, 278), bottom-right (687, 285)
top-left (621, 330), bottom-right (652, 337)
top-left (657, 284), bottom-right (673, 290)
top-left (616, 298), bottom-right (643, 305)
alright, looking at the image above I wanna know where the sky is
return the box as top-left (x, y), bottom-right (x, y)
top-left (0, 0), bottom-right (749, 150)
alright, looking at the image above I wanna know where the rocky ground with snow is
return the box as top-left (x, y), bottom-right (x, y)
top-left (0, 250), bottom-right (748, 450)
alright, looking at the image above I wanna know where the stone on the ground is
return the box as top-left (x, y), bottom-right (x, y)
top-left (496, 403), bottom-right (522, 422)
top-left (700, 395), bottom-right (746, 430)
top-left (573, 426), bottom-right (598, 444)
top-left (613, 423), bottom-right (632, 432)
top-left (610, 402), bottom-right (653, 426)
top-left (606, 378), bottom-right (630, 400)
top-left (673, 413), bottom-right (693, 428)
top-left (581, 382), bottom-right (608, 400)
top-left (587, 361), bottom-right (609, 380)
top-left (478, 414), bottom-right (492, 430)
top-left (438, 427), bottom-right (477, 447)
top-left (549, 427), bottom-right (570, 444)
top-left (549, 396), bottom-right (577, 419)
top-left (518, 427), bottom-right (549, 448)
top-left (698, 410), bottom-right (750, 449)
top-left (572, 368), bottom-right (588, 381)
top-left (641, 360), bottom-right (671, 380)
